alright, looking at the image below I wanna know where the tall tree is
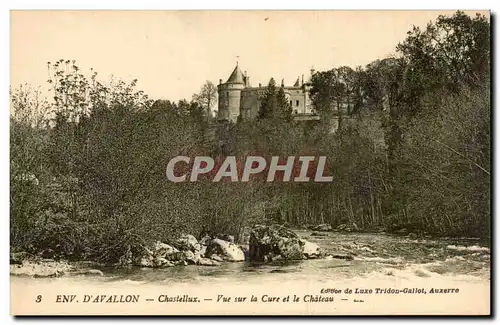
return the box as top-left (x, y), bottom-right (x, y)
top-left (276, 86), bottom-right (292, 121)
top-left (336, 66), bottom-right (356, 114)
top-left (310, 68), bottom-right (359, 130)
top-left (192, 80), bottom-right (217, 118)
top-left (397, 11), bottom-right (490, 99)
top-left (258, 78), bottom-right (277, 119)
top-left (310, 69), bottom-right (337, 117)
top-left (258, 78), bottom-right (292, 122)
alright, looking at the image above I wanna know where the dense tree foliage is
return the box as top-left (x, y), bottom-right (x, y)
top-left (10, 11), bottom-right (491, 263)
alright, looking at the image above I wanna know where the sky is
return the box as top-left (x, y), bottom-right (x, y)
top-left (10, 10), bottom-right (489, 102)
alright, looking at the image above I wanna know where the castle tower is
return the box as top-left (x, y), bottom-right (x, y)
top-left (217, 64), bottom-right (245, 122)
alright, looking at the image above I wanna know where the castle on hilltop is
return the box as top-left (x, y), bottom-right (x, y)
top-left (217, 64), bottom-right (318, 122)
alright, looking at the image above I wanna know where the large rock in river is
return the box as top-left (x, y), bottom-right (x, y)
top-left (311, 223), bottom-right (333, 232)
top-left (176, 234), bottom-right (201, 252)
top-left (181, 250), bottom-right (200, 265)
top-left (10, 251), bottom-right (30, 265)
top-left (249, 225), bottom-right (305, 262)
top-left (205, 238), bottom-right (245, 262)
top-left (135, 241), bottom-right (179, 267)
top-left (336, 223), bottom-right (359, 232)
top-left (153, 241), bottom-right (179, 258)
top-left (138, 256), bottom-right (154, 267)
top-left (301, 240), bottom-right (321, 259)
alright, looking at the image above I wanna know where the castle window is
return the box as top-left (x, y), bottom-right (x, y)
top-left (289, 100), bottom-right (292, 106)
top-left (226, 92), bottom-right (229, 97)
top-left (296, 100), bottom-right (299, 106)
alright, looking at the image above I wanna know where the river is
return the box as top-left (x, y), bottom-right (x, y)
top-left (11, 230), bottom-right (490, 315)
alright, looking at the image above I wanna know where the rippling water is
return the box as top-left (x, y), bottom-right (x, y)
top-left (11, 231), bottom-right (490, 315)
top-left (17, 230), bottom-right (490, 284)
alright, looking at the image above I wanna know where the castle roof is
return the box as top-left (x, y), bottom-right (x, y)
top-left (226, 64), bottom-right (245, 84)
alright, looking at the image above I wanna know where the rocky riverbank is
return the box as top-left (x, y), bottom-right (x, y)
top-left (10, 224), bottom-right (327, 278)
top-left (9, 258), bottom-right (108, 278)
top-left (117, 224), bottom-right (327, 268)
top-left (11, 223), bottom-right (490, 279)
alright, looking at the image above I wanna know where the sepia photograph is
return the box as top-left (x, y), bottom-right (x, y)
top-left (9, 9), bottom-right (491, 316)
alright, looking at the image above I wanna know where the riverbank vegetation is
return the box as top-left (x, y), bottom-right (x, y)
top-left (10, 11), bottom-right (490, 263)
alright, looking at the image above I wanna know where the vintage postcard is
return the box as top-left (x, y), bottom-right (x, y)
top-left (10, 10), bottom-right (491, 316)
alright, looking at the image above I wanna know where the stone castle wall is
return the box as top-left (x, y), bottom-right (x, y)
top-left (217, 65), bottom-right (316, 122)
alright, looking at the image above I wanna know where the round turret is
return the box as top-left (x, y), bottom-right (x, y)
top-left (217, 64), bottom-right (245, 122)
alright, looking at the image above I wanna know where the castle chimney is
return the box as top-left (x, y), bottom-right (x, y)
top-left (219, 79), bottom-right (222, 85)
top-left (301, 74), bottom-right (304, 85)
top-left (281, 78), bottom-right (284, 87)
top-left (259, 83), bottom-right (262, 87)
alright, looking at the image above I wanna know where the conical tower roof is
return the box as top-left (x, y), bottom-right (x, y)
top-left (226, 64), bottom-right (245, 84)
